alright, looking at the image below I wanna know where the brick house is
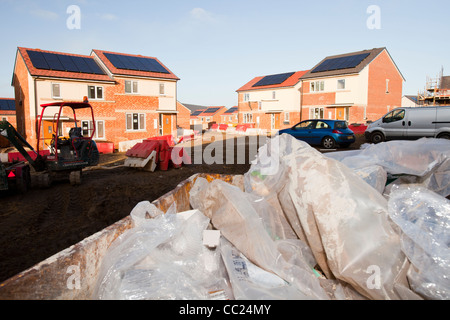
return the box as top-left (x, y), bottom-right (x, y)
top-left (300, 47), bottom-right (405, 124)
top-left (236, 71), bottom-right (309, 131)
top-left (12, 47), bottom-right (181, 150)
top-left (220, 106), bottom-right (238, 126)
top-left (0, 98), bottom-right (16, 147)
top-left (197, 106), bottom-right (227, 129)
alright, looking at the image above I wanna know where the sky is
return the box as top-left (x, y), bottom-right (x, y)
top-left (0, 0), bottom-right (449, 108)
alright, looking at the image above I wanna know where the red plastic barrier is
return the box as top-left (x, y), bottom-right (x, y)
top-left (148, 135), bottom-right (175, 147)
top-left (219, 124), bottom-right (228, 131)
top-left (97, 142), bottom-right (114, 154)
top-left (126, 140), bottom-right (160, 159)
top-left (348, 124), bottom-right (368, 135)
top-left (8, 150), bottom-right (50, 163)
top-left (210, 124), bottom-right (219, 130)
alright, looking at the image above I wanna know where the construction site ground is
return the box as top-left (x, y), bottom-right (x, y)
top-left (0, 132), bottom-right (365, 283)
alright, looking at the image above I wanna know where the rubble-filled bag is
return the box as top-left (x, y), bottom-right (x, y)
top-left (94, 205), bottom-right (230, 300)
top-left (190, 177), bottom-right (330, 300)
top-left (388, 185), bottom-right (450, 300)
top-left (221, 238), bottom-right (309, 299)
top-left (326, 138), bottom-right (450, 177)
top-left (352, 165), bottom-right (387, 194)
top-left (245, 134), bottom-right (412, 300)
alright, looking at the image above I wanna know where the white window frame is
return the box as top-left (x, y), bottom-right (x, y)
top-left (125, 80), bottom-right (139, 94)
top-left (284, 112), bottom-right (290, 123)
top-left (87, 85), bottom-right (104, 100)
top-left (126, 113), bottom-right (146, 131)
top-left (310, 81), bottom-right (325, 92)
top-left (243, 113), bottom-right (253, 123)
top-left (244, 93), bottom-right (250, 102)
top-left (81, 120), bottom-right (105, 140)
top-left (159, 83), bottom-right (165, 95)
top-left (272, 91), bottom-right (276, 100)
top-left (52, 83), bottom-right (61, 99)
top-left (310, 107), bottom-right (324, 119)
top-left (337, 79), bottom-right (346, 90)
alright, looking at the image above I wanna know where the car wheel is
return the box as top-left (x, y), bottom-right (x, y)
top-left (371, 132), bottom-right (384, 144)
top-left (437, 132), bottom-right (450, 140)
top-left (322, 136), bottom-right (336, 149)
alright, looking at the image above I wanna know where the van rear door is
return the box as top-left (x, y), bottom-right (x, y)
top-left (405, 107), bottom-right (437, 138)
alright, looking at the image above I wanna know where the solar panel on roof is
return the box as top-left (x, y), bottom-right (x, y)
top-left (26, 50), bottom-right (105, 75)
top-left (203, 108), bottom-right (220, 114)
top-left (41, 52), bottom-right (65, 71)
top-left (0, 100), bottom-right (15, 111)
top-left (224, 107), bottom-right (237, 114)
top-left (27, 50), bottom-right (49, 69)
top-left (310, 53), bottom-right (370, 73)
top-left (192, 110), bottom-right (204, 116)
top-left (252, 72), bottom-right (295, 88)
top-left (104, 52), bottom-right (170, 74)
top-left (57, 54), bottom-right (80, 72)
top-left (84, 58), bottom-right (105, 74)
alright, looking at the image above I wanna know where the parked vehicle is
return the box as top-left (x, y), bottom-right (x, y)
top-left (278, 119), bottom-right (356, 149)
top-left (365, 106), bottom-right (450, 143)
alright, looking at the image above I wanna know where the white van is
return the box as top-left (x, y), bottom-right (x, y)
top-left (365, 106), bottom-right (450, 143)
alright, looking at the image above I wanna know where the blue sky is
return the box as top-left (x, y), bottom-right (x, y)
top-left (0, 0), bottom-right (449, 108)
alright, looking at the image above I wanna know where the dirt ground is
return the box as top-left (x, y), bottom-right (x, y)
top-left (0, 133), bottom-right (366, 283)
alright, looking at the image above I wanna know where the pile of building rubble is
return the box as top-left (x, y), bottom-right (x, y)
top-left (93, 134), bottom-right (450, 300)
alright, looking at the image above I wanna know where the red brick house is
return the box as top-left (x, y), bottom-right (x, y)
top-left (220, 106), bottom-right (238, 126)
top-left (300, 47), bottom-right (405, 124)
top-left (12, 47), bottom-right (181, 150)
top-left (236, 71), bottom-right (309, 132)
top-left (236, 47), bottom-right (404, 131)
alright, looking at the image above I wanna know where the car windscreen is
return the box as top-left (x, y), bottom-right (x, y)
top-left (334, 121), bottom-right (348, 129)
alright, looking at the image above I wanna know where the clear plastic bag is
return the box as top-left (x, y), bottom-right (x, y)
top-left (245, 134), bottom-right (410, 300)
top-left (189, 176), bottom-right (330, 300)
top-left (388, 185), bottom-right (450, 300)
top-left (94, 203), bottom-right (230, 300)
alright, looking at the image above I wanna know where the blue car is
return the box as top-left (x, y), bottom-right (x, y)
top-left (278, 119), bottom-right (356, 149)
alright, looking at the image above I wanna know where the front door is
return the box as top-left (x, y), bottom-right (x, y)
top-left (336, 107), bottom-right (346, 120)
top-left (162, 114), bottom-right (172, 136)
top-left (271, 113), bottom-right (280, 130)
top-left (42, 120), bottom-right (54, 148)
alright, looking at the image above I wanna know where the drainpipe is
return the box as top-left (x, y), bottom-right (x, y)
top-left (299, 80), bottom-right (304, 121)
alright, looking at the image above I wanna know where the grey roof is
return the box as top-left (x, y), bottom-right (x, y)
top-left (181, 103), bottom-right (209, 112)
top-left (300, 47), bottom-right (386, 80)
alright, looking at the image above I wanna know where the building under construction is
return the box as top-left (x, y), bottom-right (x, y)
top-left (418, 68), bottom-right (450, 106)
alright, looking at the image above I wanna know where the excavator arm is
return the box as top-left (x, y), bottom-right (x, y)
top-left (0, 120), bottom-right (45, 172)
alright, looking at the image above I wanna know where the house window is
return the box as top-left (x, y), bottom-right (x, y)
top-left (244, 93), bottom-right (250, 102)
top-left (126, 113), bottom-right (145, 131)
top-left (337, 79), bottom-right (346, 90)
top-left (272, 91), bottom-right (276, 100)
top-left (386, 79), bottom-right (390, 93)
top-left (258, 102), bottom-right (262, 110)
top-left (310, 81), bottom-right (325, 92)
top-left (88, 86), bottom-right (103, 100)
top-left (52, 83), bottom-right (61, 99)
top-left (284, 112), bottom-right (290, 123)
top-left (206, 117), bottom-right (210, 122)
top-left (243, 113), bottom-right (253, 123)
top-left (81, 120), bottom-right (105, 139)
top-left (159, 83), bottom-right (165, 95)
top-left (310, 107), bottom-right (324, 119)
top-left (125, 80), bottom-right (138, 94)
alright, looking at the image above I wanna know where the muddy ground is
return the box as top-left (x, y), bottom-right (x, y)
top-left (0, 133), bottom-right (366, 283)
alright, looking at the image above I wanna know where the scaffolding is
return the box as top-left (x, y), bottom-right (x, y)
top-left (418, 67), bottom-right (450, 106)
